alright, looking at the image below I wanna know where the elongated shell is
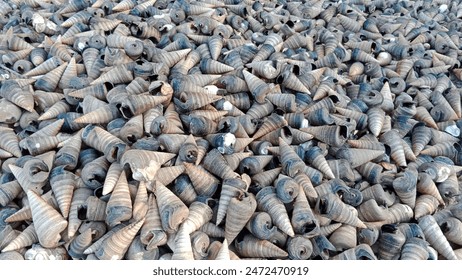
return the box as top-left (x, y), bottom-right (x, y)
top-left (418, 215), bottom-right (457, 260)
top-left (291, 185), bottom-right (319, 237)
top-left (256, 186), bottom-right (295, 237)
top-left (27, 190), bottom-right (67, 248)
top-left (315, 193), bottom-right (366, 229)
top-left (95, 218), bottom-right (145, 260)
top-left (225, 192), bottom-right (257, 244)
top-left (155, 183), bottom-right (189, 233)
top-left (377, 224), bottom-right (406, 260)
top-left (235, 234), bottom-right (288, 259)
top-left (181, 201), bottom-right (213, 235)
top-left (2, 223), bottom-right (38, 252)
top-left (171, 227), bottom-right (194, 260)
top-left (216, 177), bottom-right (247, 225)
top-left (105, 171), bottom-right (132, 227)
top-left (140, 194), bottom-right (167, 249)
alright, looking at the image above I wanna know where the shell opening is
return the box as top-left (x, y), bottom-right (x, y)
top-left (77, 205), bottom-right (88, 220)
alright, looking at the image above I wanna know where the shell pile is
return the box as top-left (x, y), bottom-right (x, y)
top-left (2, 0), bottom-right (462, 260)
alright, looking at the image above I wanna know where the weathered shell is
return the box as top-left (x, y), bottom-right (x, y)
top-left (155, 183), bottom-right (189, 234)
top-left (224, 192), bottom-right (257, 244)
top-left (95, 218), bottom-right (145, 260)
top-left (419, 215), bottom-right (457, 260)
top-left (256, 186), bottom-right (294, 237)
top-left (27, 190), bottom-right (67, 249)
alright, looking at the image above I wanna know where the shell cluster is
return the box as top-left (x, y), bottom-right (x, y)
top-left (1, 0), bottom-right (462, 260)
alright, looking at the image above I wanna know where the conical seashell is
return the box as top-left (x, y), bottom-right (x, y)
top-left (118, 114), bottom-right (144, 144)
top-left (380, 129), bottom-right (407, 167)
top-left (278, 137), bottom-right (306, 177)
top-left (153, 165), bottom-right (185, 187)
top-left (215, 177), bottom-right (247, 225)
top-left (286, 235), bottom-right (313, 260)
top-left (251, 167), bottom-right (282, 189)
top-left (400, 237), bottom-right (430, 260)
top-left (55, 130), bottom-right (82, 170)
top-left (140, 194), bottom-right (167, 249)
top-left (174, 91), bottom-right (221, 113)
top-left (131, 181), bottom-right (149, 222)
top-left (291, 184), bottom-right (319, 237)
top-left (83, 223), bottom-right (125, 255)
top-left (79, 155), bottom-right (110, 190)
top-left (315, 193), bottom-right (366, 228)
top-left (95, 218), bottom-right (145, 260)
top-left (183, 162), bottom-right (219, 197)
top-left (171, 227), bottom-right (194, 260)
top-left (361, 184), bottom-right (396, 207)
top-left (0, 80), bottom-right (34, 112)
top-left (411, 122), bottom-right (432, 156)
top-left (34, 61), bottom-right (68, 92)
top-left (150, 113), bottom-right (184, 136)
top-left (66, 187), bottom-right (92, 238)
top-left (190, 230), bottom-right (210, 260)
top-left (377, 224), bottom-right (406, 260)
top-left (242, 69), bottom-right (272, 103)
top-left (200, 58), bottom-right (234, 74)
top-left (256, 186), bottom-right (294, 237)
top-left (155, 183), bottom-right (189, 233)
top-left (202, 148), bottom-right (239, 179)
top-left (225, 192), bottom-right (257, 244)
top-left (49, 166), bottom-right (77, 219)
top-left (214, 239), bottom-right (231, 260)
top-left (417, 172), bottom-right (445, 205)
top-left (292, 172), bottom-right (316, 199)
top-left (0, 127), bottom-right (21, 158)
top-left (0, 181), bottom-right (22, 207)
top-left (101, 162), bottom-right (123, 196)
top-left (235, 234), bottom-right (288, 258)
top-left (414, 106), bottom-right (438, 129)
top-left (366, 107), bottom-right (385, 137)
top-left (0, 225), bottom-right (19, 252)
top-left (27, 190), bottom-right (67, 248)
top-left (418, 215), bottom-right (457, 260)
top-left (82, 124), bottom-right (127, 163)
top-left (9, 162), bottom-right (48, 194)
top-left (245, 211), bottom-right (277, 241)
top-left (238, 155), bottom-right (273, 176)
top-left (181, 201), bottom-right (213, 235)
top-left (172, 174), bottom-right (197, 205)
top-left (414, 195), bottom-right (440, 219)
top-left (300, 125), bottom-right (348, 148)
top-left (335, 147), bottom-right (384, 168)
top-left (418, 161), bottom-right (452, 183)
top-left (420, 141), bottom-right (457, 158)
top-left (328, 224), bottom-right (358, 252)
top-left (440, 217), bottom-right (462, 246)
top-left (105, 170), bottom-right (132, 227)
top-left (304, 146), bottom-right (335, 179)
top-left (2, 223), bottom-right (38, 252)
top-left (392, 168), bottom-right (418, 209)
top-left (68, 228), bottom-right (95, 260)
top-left (79, 196), bottom-right (107, 221)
